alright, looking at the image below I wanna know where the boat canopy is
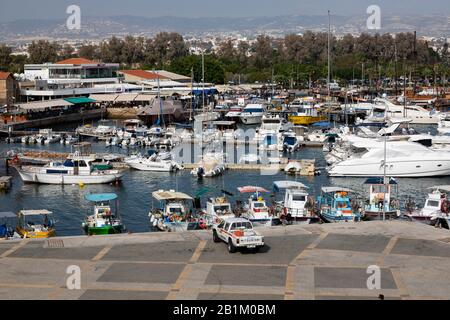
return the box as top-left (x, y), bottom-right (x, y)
top-left (364, 177), bottom-right (398, 185)
top-left (321, 187), bottom-right (354, 193)
top-left (428, 185), bottom-right (450, 192)
top-left (152, 190), bottom-right (193, 201)
top-left (0, 211), bottom-right (16, 218)
top-left (85, 193), bottom-right (118, 202)
top-left (238, 186), bottom-right (269, 193)
top-left (18, 210), bottom-right (53, 216)
top-left (273, 181), bottom-right (309, 192)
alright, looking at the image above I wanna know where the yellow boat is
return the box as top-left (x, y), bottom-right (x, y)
top-left (16, 210), bottom-right (56, 239)
top-left (288, 98), bottom-right (327, 125)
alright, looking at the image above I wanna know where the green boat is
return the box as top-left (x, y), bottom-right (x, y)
top-left (82, 193), bottom-right (125, 235)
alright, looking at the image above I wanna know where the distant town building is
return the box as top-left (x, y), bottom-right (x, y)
top-left (0, 72), bottom-right (18, 106)
top-left (22, 57), bottom-right (123, 101)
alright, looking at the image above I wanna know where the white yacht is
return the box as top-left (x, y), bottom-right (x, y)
top-left (191, 152), bottom-right (226, 178)
top-left (124, 151), bottom-right (182, 172)
top-left (362, 98), bottom-right (441, 124)
top-left (239, 104), bottom-right (265, 125)
top-left (328, 141), bottom-right (450, 177)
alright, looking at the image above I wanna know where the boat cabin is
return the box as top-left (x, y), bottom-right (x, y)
top-left (364, 177), bottom-right (399, 213)
top-left (83, 193), bottom-right (123, 235)
top-left (422, 186), bottom-right (450, 216)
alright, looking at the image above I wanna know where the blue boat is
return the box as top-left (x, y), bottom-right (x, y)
top-left (317, 187), bottom-right (361, 223)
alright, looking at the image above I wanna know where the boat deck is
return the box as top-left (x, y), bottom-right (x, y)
top-left (1, 221), bottom-right (450, 300)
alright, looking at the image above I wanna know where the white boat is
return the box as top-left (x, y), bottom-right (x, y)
top-left (328, 141), bottom-right (450, 177)
top-left (239, 104), bottom-right (265, 125)
top-left (363, 98), bottom-right (441, 124)
top-left (272, 181), bottom-right (318, 224)
top-left (238, 186), bottom-right (274, 227)
top-left (44, 134), bottom-right (61, 144)
top-left (14, 143), bottom-right (125, 184)
top-left (125, 151), bottom-right (182, 172)
top-left (194, 111), bottom-right (221, 123)
top-left (191, 152), bottom-right (226, 178)
top-left (205, 196), bottom-right (235, 224)
top-left (225, 106), bottom-right (243, 120)
top-left (406, 186), bottom-right (450, 225)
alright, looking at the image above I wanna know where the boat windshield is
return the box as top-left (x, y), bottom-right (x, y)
top-left (169, 207), bottom-right (183, 214)
top-left (426, 200), bottom-right (440, 208)
top-left (253, 202), bottom-right (266, 208)
top-left (292, 195), bottom-right (306, 201)
top-left (214, 205), bottom-right (231, 213)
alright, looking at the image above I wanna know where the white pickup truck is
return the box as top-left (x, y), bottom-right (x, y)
top-left (212, 217), bottom-right (265, 253)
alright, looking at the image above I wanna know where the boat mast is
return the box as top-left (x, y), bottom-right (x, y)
top-left (156, 70), bottom-right (164, 128)
top-left (382, 129), bottom-right (387, 222)
top-left (327, 10), bottom-right (331, 98)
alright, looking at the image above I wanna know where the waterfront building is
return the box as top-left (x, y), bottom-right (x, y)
top-left (21, 58), bottom-right (123, 101)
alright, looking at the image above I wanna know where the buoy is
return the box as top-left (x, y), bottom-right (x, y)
top-left (79, 182), bottom-right (85, 188)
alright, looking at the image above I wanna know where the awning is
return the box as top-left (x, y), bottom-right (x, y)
top-left (19, 210), bottom-right (53, 216)
top-left (16, 99), bottom-right (73, 111)
top-left (89, 94), bottom-right (119, 102)
top-left (114, 93), bottom-right (139, 102)
top-left (85, 193), bottom-right (118, 202)
top-left (273, 181), bottom-right (309, 192)
top-left (135, 94), bottom-right (157, 102)
top-left (0, 212), bottom-right (16, 219)
top-left (64, 97), bottom-right (96, 104)
top-left (321, 187), bottom-right (354, 193)
top-left (152, 190), bottom-right (193, 201)
top-left (237, 186), bottom-right (269, 193)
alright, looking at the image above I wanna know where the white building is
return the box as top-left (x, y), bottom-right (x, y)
top-left (22, 58), bottom-right (123, 100)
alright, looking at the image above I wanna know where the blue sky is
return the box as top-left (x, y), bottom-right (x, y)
top-left (0, 0), bottom-right (449, 21)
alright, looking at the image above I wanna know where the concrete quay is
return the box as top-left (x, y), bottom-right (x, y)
top-left (1, 221), bottom-right (450, 300)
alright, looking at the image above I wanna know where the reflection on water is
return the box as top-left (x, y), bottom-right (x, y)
top-left (1, 128), bottom-right (449, 237)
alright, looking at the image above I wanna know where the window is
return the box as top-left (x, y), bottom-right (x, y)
top-left (253, 202), bottom-right (265, 208)
top-left (79, 161), bottom-right (87, 167)
top-left (169, 207), bottom-right (183, 214)
top-left (292, 195), bottom-right (306, 201)
top-left (218, 221), bottom-right (225, 229)
top-left (427, 200), bottom-right (440, 207)
top-left (224, 222), bottom-right (230, 230)
top-left (230, 222), bottom-right (252, 231)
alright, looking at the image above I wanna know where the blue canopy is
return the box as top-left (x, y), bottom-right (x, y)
top-left (364, 177), bottom-right (398, 185)
top-left (311, 121), bottom-right (331, 128)
top-left (85, 193), bottom-right (118, 202)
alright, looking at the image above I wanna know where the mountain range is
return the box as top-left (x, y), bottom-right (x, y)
top-left (1, 14), bottom-right (449, 43)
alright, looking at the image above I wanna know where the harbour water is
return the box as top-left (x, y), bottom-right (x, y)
top-left (1, 122), bottom-right (449, 237)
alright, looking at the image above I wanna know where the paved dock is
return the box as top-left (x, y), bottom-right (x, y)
top-left (1, 221), bottom-right (450, 300)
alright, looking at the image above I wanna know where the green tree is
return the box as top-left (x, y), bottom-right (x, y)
top-left (0, 44), bottom-right (12, 71)
top-left (27, 40), bottom-right (60, 64)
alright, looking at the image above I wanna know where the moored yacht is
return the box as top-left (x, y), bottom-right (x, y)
top-left (239, 104), bottom-right (265, 125)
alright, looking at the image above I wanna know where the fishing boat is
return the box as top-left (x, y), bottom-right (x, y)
top-left (238, 186), bottom-right (275, 226)
top-left (191, 152), bottom-right (226, 178)
top-left (239, 104), bottom-right (265, 125)
top-left (82, 193), bottom-right (125, 235)
top-left (288, 99), bottom-right (327, 125)
top-left (124, 150), bottom-right (182, 172)
top-left (204, 196), bottom-right (235, 224)
top-left (272, 181), bottom-right (319, 224)
top-left (15, 143), bottom-right (125, 184)
top-left (362, 177), bottom-right (400, 221)
top-left (317, 187), bottom-right (361, 223)
top-left (148, 190), bottom-right (207, 232)
top-left (405, 186), bottom-right (450, 225)
top-left (16, 210), bottom-right (56, 239)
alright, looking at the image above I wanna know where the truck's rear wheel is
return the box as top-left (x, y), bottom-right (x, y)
top-left (228, 239), bottom-right (236, 253)
top-left (213, 230), bottom-right (220, 243)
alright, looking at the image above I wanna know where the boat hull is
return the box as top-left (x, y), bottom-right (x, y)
top-left (240, 115), bottom-right (263, 125)
top-left (319, 212), bottom-right (360, 223)
top-left (288, 115), bottom-right (327, 125)
top-left (362, 210), bottom-right (399, 221)
top-left (17, 169), bottom-right (124, 185)
top-left (127, 162), bottom-right (174, 172)
top-left (84, 225), bottom-right (124, 235)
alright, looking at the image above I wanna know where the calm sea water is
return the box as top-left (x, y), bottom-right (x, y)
top-left (1, 122), bottom-right (449, 236)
